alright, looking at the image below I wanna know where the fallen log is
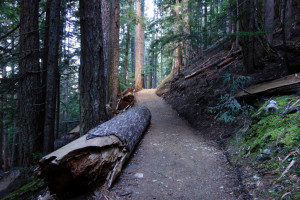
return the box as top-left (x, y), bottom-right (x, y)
top-left (37, 106), bottom-right (151, 197)
top-left (235, 73), bottom-right (300, 98)
top-left (117, 87), bottom-right (134, 111)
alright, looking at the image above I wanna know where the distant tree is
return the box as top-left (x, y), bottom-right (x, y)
top-left (79, 0), bottom-right (108, 134)
top-left (18, 0), bottom-right (43, 166)
top-left (123, 23), bottom-right (131, 85)
top-left (182, 0), bottom-right (191, 67)
top-left (171, 0), bottom-right (182, 75)
top-left (134, 0), bottom-right (145, 91)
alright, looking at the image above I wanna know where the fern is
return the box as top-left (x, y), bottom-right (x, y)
top-left (209, 74), bottom-right (253, 123)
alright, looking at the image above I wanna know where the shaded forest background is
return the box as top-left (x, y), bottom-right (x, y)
top-left (0, 0), bottom-right (299, 173)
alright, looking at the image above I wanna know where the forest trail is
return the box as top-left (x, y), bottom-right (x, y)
top-left (108, 89), bottom-right (240, 200)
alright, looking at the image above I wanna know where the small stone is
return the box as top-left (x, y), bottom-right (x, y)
top-left (134, 173), bottom-right (144, 178)
top-left (253, 175), bottom-right (259, 180)
top-left (257, 154), bottom-right (263, 160)
top-left (263, 149), bottom-right (271, 155)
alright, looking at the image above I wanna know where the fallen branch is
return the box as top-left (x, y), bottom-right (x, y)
top-left (277, 160), bottom-right (296, 181)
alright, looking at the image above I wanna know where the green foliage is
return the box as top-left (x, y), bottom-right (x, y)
top-left (209, 94), bottom-right (252, 123)
top-left (227, 96), bottom-right (300, 199)
top-left (222, 73), bottom-right (252, 94)
top-left (246, 96), bottom-right (300, 152)
top-left (209, 74), bottom-right (253, 123)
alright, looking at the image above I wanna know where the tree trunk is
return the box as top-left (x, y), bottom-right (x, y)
top-left (171, 0), bottom-right (181, 75)
top-left (161, 47), bottom-right (163, 80)
top-left (204, 1), bottom-right (208, 50)
top-left (199, 1), bottom-right (203, 56)
top-left (101, 0), bottom-right (111, 104)
top-left (265, 0), bottom-right (274, 44)
top-left (18, 0), bottom-right (43, 166)
top-left (43, 0), bottom-right (61, 154)
top-left (79, 0), bottom-right (108, 135)
top-left (2, 66), bottom-right (9, 170)
top-left (123, 24), bottom-right (131, 85)
top-left (228, 0), bottom-right (232, 34)
top-left (109, 0), bottom-right (121, 112)
top-left (134, 0), bottom-right (145, 91)
top-left (182, 0), bottom-right (191, 67)
top-left (234, 0), bottom-right (240, 48)
top-left (285, 0), bottom-right (292, 40)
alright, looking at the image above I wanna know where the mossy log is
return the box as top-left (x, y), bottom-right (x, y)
top-left (236, 73), bottom-right (300, 98)
top-left (37, 106), bottom-right (151, 197)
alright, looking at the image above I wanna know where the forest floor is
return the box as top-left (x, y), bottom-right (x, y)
top-left (92, 89), bottom-right (244, 200)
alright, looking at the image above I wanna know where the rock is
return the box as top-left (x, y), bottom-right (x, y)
top-left (253, 175), bottom-right (260, 180)
top-left (265, 100), bottom-right (278, 114)
top-left (263, 149), bottom-right (271, 155)
top-left (257, 154), bottom-right (263, 160)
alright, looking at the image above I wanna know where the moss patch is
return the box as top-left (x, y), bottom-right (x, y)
top-left (2, 179), bottom-right (44, 200)
top-left (246, 96), bottom-right (300, 153)
top-left (227, 95), bottom-right (300, 199)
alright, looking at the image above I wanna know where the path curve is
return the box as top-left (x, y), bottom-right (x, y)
top-left (110, 89), bottom-right (240, 199)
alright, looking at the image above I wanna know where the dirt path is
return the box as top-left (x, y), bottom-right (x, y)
top-left (107, 89), bottom-right (240, 199)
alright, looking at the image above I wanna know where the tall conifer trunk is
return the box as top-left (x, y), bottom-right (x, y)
top-left (18, 0), bottom-right (43, 166)
top-left (79, 0), bottom-right (108, 134)
top-left (109, 0), bottom-right (121, 112)
top-left (134, 0), bottom-right (145, 91)
top-left (43, 0), bottom-right (61, 153)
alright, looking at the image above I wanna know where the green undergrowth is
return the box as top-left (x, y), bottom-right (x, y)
top-left (228, 95), bottom-right (300, 199)
top-left (245, 96), bottom-right (300, 154)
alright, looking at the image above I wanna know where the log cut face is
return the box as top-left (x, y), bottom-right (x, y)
top-left (87, 105), bottom-right (151, 153)
top-left (38, 106), bottom-right (151, 197)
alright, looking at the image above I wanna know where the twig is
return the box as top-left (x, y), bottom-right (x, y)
top-left (277, 160), bottom-right (296, 181)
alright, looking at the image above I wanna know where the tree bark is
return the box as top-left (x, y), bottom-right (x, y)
top-left (182, 0), bottom-right (191, 67)
top-left (171, 0), bottom-right (181, 75)
top-left (18, 0), bottom-right (43, 166)
top-left (265, 0), bottom-right (274, 44)
top-left (285, 0), bottom-right (292, 40)
top-left (101, 0), bottom-right (111, 104)
top-left (123, 24), bottom-right (131, 85)
top-left (109, 0), bottom-right (121, 112)
top-left (43, 0), bottom-right (61, 154)
top-left (134, 0), bottom-right (145, 91)
top-left (1, 66), bottom-right (9, 170)
top-left (79, 0), bottom-right (108, 135)
top-left (228, 0), bottom-right (232, 34)
top-left (204, 1), bottom-right (208, 50)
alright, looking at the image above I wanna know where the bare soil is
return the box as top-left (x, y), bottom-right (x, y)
top-left (98, 89), bottom-right (243, 200)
